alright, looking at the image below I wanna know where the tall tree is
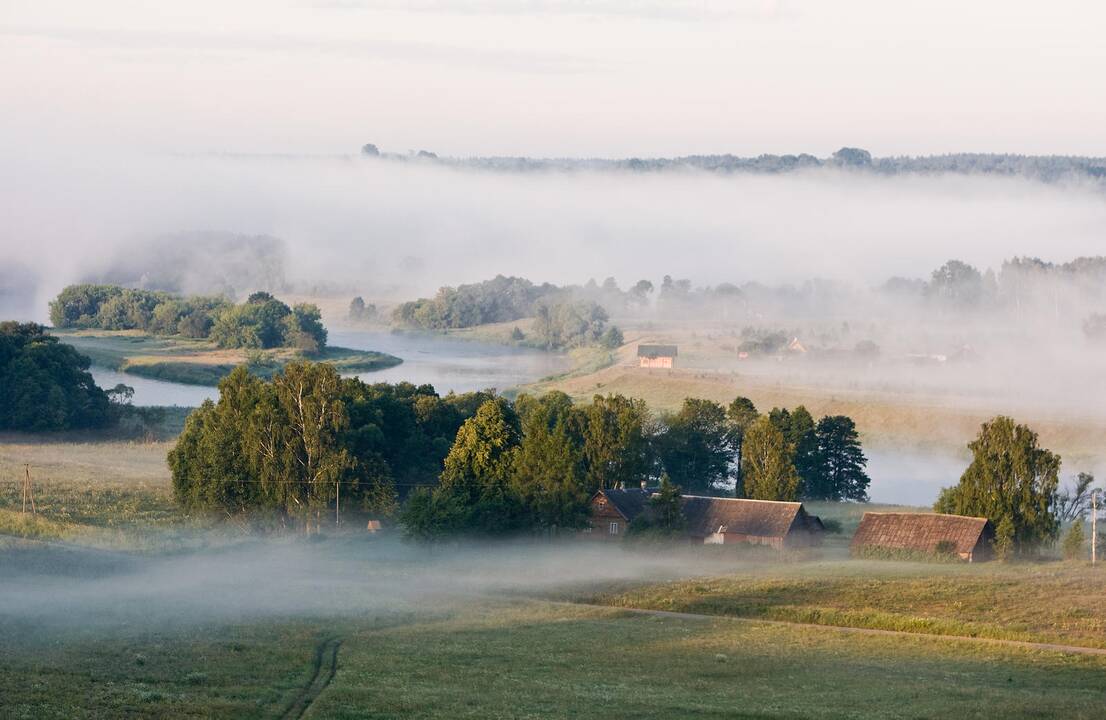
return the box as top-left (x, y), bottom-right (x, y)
top-left (934, 416), bottom-right (1060, 552)
top-left (657, 398), bottom-right (735, 494)
top-left (786, 406), bottom-right (821, 496)
top-left (512, 392), bottom-right (590, 529)
top-left (437, 398), bottom-right (525, 533)
top-left (725, 396), bottom-right (759, 496)
top-left (811, 415), bottom-right (870, 501)
top-left (249, 363), bottom-right (353, 530)
top-left (740, 417), bottom-right (800, 501)
top-left (582, 394), bottom-right (653, 491)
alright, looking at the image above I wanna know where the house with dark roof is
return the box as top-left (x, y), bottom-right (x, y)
top-left (851, 512), bottom-right (995, 562)
top-left (638, 344), bottom-right (678, 369)
top-left (583, 488), bottom-right (823, 549)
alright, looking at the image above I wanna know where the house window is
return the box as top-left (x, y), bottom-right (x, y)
top-left (609, 522), bottom-right (619, 535)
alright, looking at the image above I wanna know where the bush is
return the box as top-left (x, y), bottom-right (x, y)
top-left (1062, 521), bottom-right (1085, 561)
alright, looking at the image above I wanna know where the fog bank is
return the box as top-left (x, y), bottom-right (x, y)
top-left (4, 151), bottom-right (1106, 321)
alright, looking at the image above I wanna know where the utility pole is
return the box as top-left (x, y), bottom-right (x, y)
top-left (1092, 489), bottom-right (1099, 566)
top-left (22, 464), bottom-right (36, 516)
top-left (335, 479), bottom-right (340, 529)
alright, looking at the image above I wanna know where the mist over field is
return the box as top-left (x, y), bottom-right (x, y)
top-left (4, 151), bottom-right (1106, 323)
top-left (0, 539), bottom-right (714, 631)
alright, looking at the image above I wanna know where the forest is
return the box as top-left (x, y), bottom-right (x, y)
top-left (363, 144), bottom-right (1106, 183)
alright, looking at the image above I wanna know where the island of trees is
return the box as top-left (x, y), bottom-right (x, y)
top-left (50, 286), bottom-right (328, 352)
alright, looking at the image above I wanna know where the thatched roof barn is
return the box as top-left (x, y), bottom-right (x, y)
top-left (851, 512), bottom-right (995, 562)
top-left (584, 489), bottom-right (823, 549)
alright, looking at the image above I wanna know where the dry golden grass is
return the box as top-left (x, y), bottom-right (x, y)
top-left (529, 325), bottom-right (1106, 465)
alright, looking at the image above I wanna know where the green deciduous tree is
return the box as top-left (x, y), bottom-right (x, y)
top-left (436, 398), bottom-right (525, 534)
top-left (627, 474), bottom-right (686, 538)
top-left (726, 396), bottom-right (759, 496)
top-left (741, 416), bottom-right (800, 501)
top-left (657, 398), bottom-right (735, 494)
top-left (934, 416), bottom-right (1060, 553)
top-left (582, 394), bottom-right (653, 492)
top-left (511, 391), bottom-right (590, 529)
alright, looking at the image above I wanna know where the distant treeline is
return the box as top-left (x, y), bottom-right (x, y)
top-left (170, 361), bottom-right (868, 536)
top-left (423, 256), bottom-right (1106, 342)
top-left (361, 144), bottom-right (1106, 183)
top-left (50, 286), bottom-right (328, 352)
top-left (392, 275), bottom-right (623, 349)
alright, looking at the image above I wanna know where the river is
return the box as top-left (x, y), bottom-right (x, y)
top-left (91, 330), bottom-right (570, 408)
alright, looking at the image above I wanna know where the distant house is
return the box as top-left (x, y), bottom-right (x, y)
top-left (851, 512), bottom-right (995, 562)
top-left (638, 344), bottom-right (678, 369)
top-left (583, 488), bottom-right (824, 549)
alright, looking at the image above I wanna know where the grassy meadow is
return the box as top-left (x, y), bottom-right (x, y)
top-left (55, 329), bottom-right (402, 386)
top-left (3, 433), bottom-right (1106, 718)
top-left (4, 596), bottom-right (1106, 719)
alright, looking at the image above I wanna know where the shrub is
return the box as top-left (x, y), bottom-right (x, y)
top-left (1062, 521), bottom-right (1086, 561)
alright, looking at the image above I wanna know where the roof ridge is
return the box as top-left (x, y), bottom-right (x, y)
top-left (683, 494), bottom-right (801, 507)
top-left (863, 511), bottom-right (989, 522)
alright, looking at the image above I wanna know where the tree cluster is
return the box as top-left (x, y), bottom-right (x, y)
top-left (392, 275), bottom-right (560, 330)
top-left (738, 405), bottom-right (870, 502)
top-left (348, 296), bottom-right (378, 323)
top-left (400, 392), bottom-right (869, 539)
top-left (50, 285), bottom-right (327, 351)
top-left (0, 322), bottom-right (112, 431)
top-left (209, 292), bottom-right (327, 352)
top-left (168, 365), bottom-right (494, 527)
top-left (532, 300), bottom-right (622, 350)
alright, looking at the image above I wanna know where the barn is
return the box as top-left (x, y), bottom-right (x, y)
top-left (583, 488), bottom-right (824, 549)
top-left (638, 344), bottom-right (678, 369)
top-left (682, 495), bottom-right (824, 549)
top-left (851, 512), bottom-right (995, 562)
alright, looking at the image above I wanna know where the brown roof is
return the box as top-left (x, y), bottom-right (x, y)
top-left (851, 512), bottom-right (993, 556)
top-left (594, 489), bottom-right (652, 520)
top-left (680, 495), bottom-right (811, 539)
top-left (638, 344), bottom-right (678, 358)
top-left (593, 490), bottom-right (820, 540)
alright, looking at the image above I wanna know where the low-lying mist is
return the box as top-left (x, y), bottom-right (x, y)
top-left (5, 151), bottom-right (1106, 322)
top-left (0, 537), bottom-right (728, 633)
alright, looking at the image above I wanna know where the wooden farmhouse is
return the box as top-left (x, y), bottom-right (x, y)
top-left (851, 512), bottom-right (995, 562)
top-left (638, 344), bottom-right (677, 369)
top-left (583, 488), bottom-right (824, 549)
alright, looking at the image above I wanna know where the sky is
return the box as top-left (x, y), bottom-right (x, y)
top-left (3, 0), bottom-right (1106, 158)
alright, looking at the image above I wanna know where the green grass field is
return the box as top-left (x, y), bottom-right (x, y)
top-left (54, 330), bottom-right (402, 386)
top-left (4, 438), bottom-right (1106, 718)
top-left (4, 597), bottom-right (1106, 719)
